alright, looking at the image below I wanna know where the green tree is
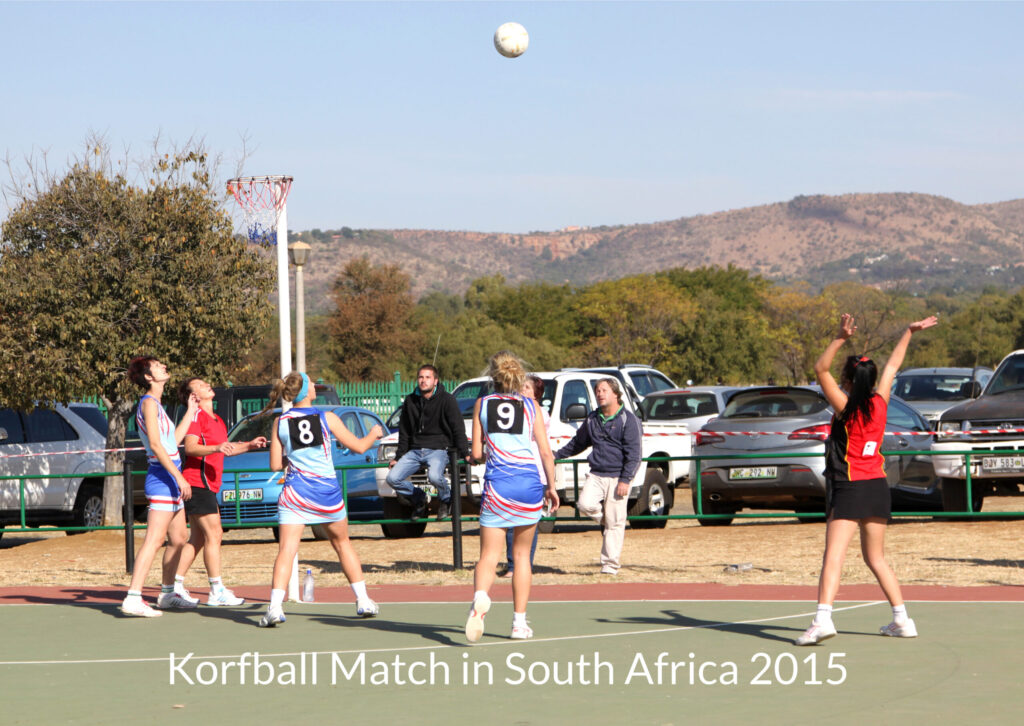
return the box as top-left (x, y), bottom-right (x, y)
top-left (0, 142), bottom-right (275, 523)
top-left (326, 256), bottom-right (423, 380)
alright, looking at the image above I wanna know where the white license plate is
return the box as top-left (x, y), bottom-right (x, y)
top-left (981, 456), bottom-right (1024, 473)
top-left (223, 488), bottom-right (263, 502)
top-left (729, 466), bottom-right (778, 480)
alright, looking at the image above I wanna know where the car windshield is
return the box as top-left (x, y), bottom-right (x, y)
top-left (722, 389), bottom-right (827, 418)
top-left (642, 393), bottom-right (717, 419)
top-left (892, 374), bottom-right (974, 401)
top-left (228, 413), bottom-right (277, 443)
top-left (986, 355), bottom-right (1024, 395)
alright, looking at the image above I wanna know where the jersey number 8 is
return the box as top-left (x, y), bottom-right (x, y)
top-left (288, 414), bottom-right (325, 449)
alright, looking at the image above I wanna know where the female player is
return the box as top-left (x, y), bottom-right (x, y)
top-left (500, 374), bottom-right (548, 578)
top-left (257, 372), bottom-right (384, 628)
top-left (465, 353), bottom-right (558, 642)
top-left (121, 356), bottom-right (198, 617)
top-left (171, 378), bottom-right (267, 607)
top-left (796, 313), bottom-right (938, 645)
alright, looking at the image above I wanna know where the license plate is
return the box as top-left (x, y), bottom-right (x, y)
top-left (981, 456), bottom-right (1024, 473)
top-left (223, 488), bottom-right (263, 502)
top-left (729, 466), bottom-right (778, 480)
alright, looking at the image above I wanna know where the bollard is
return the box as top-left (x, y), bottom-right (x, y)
top-left (449, 448), bottom-right (463, 569)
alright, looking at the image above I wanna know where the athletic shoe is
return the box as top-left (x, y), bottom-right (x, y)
top-left (600, 566), bottom-right (618, 575)
top-left (437, 499), bottom-right (451, 520)
top-left (174, 585), bottom-right (200, 606)
top-left (207, 588), bottom-right (245, 607)
top-left (794, 621), bottom-right (837, 646)
top-left (880, 619), bottom-right (918, 638)
top-left (156, 591), bottom-right (199, 610)
top-left (499, 569), bottom-right (514, 579)
top-left (511, 623), bottom-right (533, 640)
top-left (121, 597), bottom-right (162, 618)
top-left (356, 598), bottom-right (379, 618)
top-left (465, 593), bottom-right (491, 643)
top-left (258, 606), bottom-right (286, 628)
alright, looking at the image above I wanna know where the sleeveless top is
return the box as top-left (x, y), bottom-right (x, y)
top-left (136, 394), bottom-right (180, 465)
top-left (479, 393), bottom-right (540, 485)
top-left (826, 394), bottom-right (886, 482)
top-left (277, 408), bottom-right (336, 483)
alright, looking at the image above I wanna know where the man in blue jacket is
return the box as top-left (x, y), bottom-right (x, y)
top-left (554, 378), bottom-right (642, 575)
top-left (386, 365), bottom-right (470, 520)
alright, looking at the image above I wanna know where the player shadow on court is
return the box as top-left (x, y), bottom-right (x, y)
top-left (595, 608), bottom-right (803, 644)
top-left (308, 611), bottom-right (466, 646)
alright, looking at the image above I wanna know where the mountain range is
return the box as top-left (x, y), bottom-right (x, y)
top-left (287, 192), bottom-right (1024, 314)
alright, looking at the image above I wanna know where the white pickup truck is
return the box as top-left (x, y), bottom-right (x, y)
top-left (375, 371), bottom-right (692, 537)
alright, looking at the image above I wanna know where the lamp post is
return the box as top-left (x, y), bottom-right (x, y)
top-left (287, 241), bottom-right (312, 373)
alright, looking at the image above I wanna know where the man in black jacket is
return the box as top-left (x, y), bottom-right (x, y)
top-left (385, 365), bottom-right (470, 519)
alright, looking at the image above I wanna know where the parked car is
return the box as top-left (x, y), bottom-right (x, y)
top-left (891, 367), bottom-right (992, 426)
top-left (218, 405), bottom-right (387, 539)
top-left (128, 383), bottom-right (341, 518)
top-left (931, 350), bottom-right (1024, 512)
top-left (0, 403), bottom-right (109, 538)
top-left (692, 387), bottom-right (940, 525)
top-left (642, 386), bottom-right (739, 482)
top-left (560, 365), bottom-right (677, 409)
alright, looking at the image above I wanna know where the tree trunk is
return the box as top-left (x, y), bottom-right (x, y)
top-left (102, 397), bottom-right (134, 526)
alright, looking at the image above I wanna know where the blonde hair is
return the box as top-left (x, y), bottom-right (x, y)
top-left (257, 372), bottom-right (306, 417)
top-left (486, 350), bottom-right (527, 394)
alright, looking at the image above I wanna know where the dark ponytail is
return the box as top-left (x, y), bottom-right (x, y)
top-left (838, 355), bottom-right (877, 423)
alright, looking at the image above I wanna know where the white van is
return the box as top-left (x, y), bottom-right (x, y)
top-left (0, 404), bottom-right (108, 538)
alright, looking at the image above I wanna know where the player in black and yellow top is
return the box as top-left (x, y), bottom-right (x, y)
top-left (796, 312), bottom-right (938, 645)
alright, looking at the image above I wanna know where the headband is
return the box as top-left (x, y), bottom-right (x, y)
top-left (295, 372), bottom-right (311, 403)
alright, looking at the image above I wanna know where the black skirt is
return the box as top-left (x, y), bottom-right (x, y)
top-left (827, 477), bottom-right (891, 520)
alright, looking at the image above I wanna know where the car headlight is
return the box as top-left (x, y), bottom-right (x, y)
top-left (938, 420), bottom-right (966, 437)
top-left (377, 444), bottom-right (398, 463)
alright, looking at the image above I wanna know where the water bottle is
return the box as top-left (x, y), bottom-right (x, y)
top-left (302, 569), bottom-right (315, 602)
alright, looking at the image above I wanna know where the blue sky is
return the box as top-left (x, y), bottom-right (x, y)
top-left (3, 1), bottom-right (1023, 233)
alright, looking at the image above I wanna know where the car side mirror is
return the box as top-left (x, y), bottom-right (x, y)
top-left (565, 403), bottom-right (589, 421)
top-left (968, 381), bottom-right (982, 398)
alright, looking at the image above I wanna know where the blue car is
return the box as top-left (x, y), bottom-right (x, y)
top-left (219, 405), bottom-right (386, 535)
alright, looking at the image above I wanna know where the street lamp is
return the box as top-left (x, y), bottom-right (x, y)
top-left (287, 241), bottom-right (312, 373)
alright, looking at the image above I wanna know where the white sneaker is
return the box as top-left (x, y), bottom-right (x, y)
top-left (156, 591), bottom-right (198, 610)
top-left (356, 598), bottom-right (379, 618)
top-left (258, 605), bottom-right (286, 628)
top-left (795, 620), bottom-right (837, 646)
top-left (880, 618), bottom-right (918, 638)
top-left (511, 622), bottom-right (533, 640)
top-left (465, 593), bottom-right (491, 643)
top-left (121, 596), bottom-right (162, 618)
top-left (207, 588), bottom-right (245, 607)
top-left (174, 585), bottom-right (200, 606)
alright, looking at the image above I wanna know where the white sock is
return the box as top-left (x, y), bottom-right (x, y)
top-left (815, 604), bottom-right (834, 625)
top-left (351, 580), bottom-right (368, 601)
top-left (126, 590), bottom-right (142, 599)
top-left (513, 611), bottom-right (527, 627)
top-left (160, 584), bottom-right (174, 594)
top-left (209, 577), bottom-right (224, 592)
top-left (174, 574), bottom-right (187, 589)
top-left (474, 590), bottom-right (489, 604)
top-left (892, 604), bottom-right (908, 625)
top-left (270, 588), bottom-right (286, 608)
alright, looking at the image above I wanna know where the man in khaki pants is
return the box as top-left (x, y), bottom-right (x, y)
top-left (555, 378), bottom-right (642, 575)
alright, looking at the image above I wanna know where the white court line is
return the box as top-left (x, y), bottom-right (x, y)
top-left (0, 601), bottom-right (884, 666)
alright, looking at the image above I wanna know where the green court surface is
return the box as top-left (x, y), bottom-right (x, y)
top-left (2, 598), bottom-right (1020, 725)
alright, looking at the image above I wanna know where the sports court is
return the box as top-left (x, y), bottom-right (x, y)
top-left (2, 583), bottom-right (1020, 725)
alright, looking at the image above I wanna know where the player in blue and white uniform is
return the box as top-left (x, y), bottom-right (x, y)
top-left (121, 356), bottom-right (199, 617)
top-left (465, 352), bottom-right (558, 642)
top-left (257, 372), bottom-right (384, 628)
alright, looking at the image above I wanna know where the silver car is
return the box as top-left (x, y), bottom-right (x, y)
top-left (891, 367), bottom-right (993, 427)
top-left (692, 387), bottom-right (938, 525)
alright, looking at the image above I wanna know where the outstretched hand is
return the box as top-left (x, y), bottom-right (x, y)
top-left (909, 316), bottom-right (939, 333)
top-left (838, 313), bottom-right (857, 340)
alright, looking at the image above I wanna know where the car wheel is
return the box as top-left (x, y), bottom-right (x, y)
top-left (311, 524), bottom-right (330, 541)
top-left (691, 486), bottom-right (735, 526)
top-left (70, 485), bottom-right (104, 534)
top-left (629, 469), bottom-right (672, 529)
top-left (379, 498), bottom-right (428, 539)
top-left (939, 477), bottom-right (985, 516)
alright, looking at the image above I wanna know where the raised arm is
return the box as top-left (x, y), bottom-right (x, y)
top-left (814, 313), bottom-right (856, 412)
top-left (877, 316), bottom-right (939, 403)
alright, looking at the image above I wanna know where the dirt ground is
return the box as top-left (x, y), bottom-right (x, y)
top-left (2, 492), bottom-right (1022, 591)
